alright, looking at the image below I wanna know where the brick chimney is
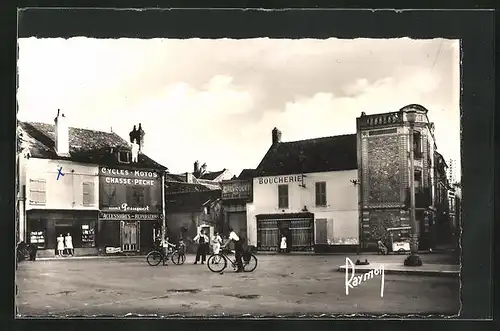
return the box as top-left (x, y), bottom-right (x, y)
top-left (194, 160), bottom-right (200, 174)
top-left (54, 109), bottom-right (69, 155)
top-left (272, 127), bottom-right (282, 145)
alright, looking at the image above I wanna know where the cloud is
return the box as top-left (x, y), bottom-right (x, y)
top-left (17, 37), bottom-right (460, 177)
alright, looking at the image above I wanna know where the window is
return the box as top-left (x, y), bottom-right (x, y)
top-left (278, 184), bottom-right (289, 209)
top-left (82, 182), bottom-right (95, 207)
top-left (29, 179), bottom-right (46, 205)
top-left (413, 131), bottom-right (423, 159)
top-left (315, 182), bottom-right (327, 206)
top-left (131, 186), bottom-right (146, 205)
top-left (118, 151), bottom-right (131, 164)
top-left (81, 222), bottom-right (96, 247)
top-left (28, 219), bottom-right (46, 248)
top-left (414, 170), bottom-right (422, 189)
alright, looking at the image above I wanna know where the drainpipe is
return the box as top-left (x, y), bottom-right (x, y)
top-left (161, 171), bottom-right (166, 239)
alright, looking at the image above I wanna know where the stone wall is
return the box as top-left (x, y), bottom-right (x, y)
top-left (366, 135), bottom-right (401, 204)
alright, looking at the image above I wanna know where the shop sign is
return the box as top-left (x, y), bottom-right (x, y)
top-left (99, 166), bottom-right (162, 213)
top-left (106, 247), bottom-right (122, 254)
top-left (99, 212), bottom-right (161, 221)
top-left (221, 180), bottom-right (252, 200)
top-left (257, 174), bottom-right (302, 185)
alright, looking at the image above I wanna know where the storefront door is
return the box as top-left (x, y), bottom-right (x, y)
top-left (121, 221), bottom-right (139, 252)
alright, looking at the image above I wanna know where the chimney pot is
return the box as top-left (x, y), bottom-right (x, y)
top-left (272, 127), bottom-right (282, 145)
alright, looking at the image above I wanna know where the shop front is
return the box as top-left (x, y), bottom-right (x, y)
top-left (27, 209), bottom-right (99, 257)
top-left (256, 213), bottom-right (314, 251)
top-left (221, 179), bottom-right (252, 242)
top-left (99, 166), bottom-right (163, 254)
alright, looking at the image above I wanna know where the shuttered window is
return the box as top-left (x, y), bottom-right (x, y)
top-left (82, 182), bottom-right (95, 207)
top-left (278, 184), bottom-right (289, 209)
top-left (315, 182), bottom-right (327, 206)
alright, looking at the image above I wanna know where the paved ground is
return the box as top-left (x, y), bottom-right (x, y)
top-left (16, 254), bottom-right (460, 317)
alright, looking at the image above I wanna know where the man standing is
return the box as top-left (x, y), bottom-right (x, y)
top-left (193, 230), bottom-right (209, 264)
top-left (222, 228), bottom-right (244, 272)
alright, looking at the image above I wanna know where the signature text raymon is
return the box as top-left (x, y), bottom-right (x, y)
top-left (345, 257), bottom-right (385, 298)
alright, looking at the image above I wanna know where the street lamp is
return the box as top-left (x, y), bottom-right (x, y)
top-left (404, 109), bottom-right (423, 267)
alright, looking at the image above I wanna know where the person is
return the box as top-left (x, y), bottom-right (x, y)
top-left (193, 230), bottom-right (209, 264)
top-left (377, 240), bottom-right (388, 255)
top-left (56, 234), bottom-right (64, 257)
top-left (162, 236), bottom-right (176, 255)
top-left (222, 228), bottom-right (244, 272)
top-left (280, 236), bottom-right (287, 253)
top-left (64, 233), bottom-right (74, 256)
top-left (211, 231), bottom-right (223, 255)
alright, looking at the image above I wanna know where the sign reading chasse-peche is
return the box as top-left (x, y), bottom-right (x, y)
top-left (257, 175), bottom-right (303, 185)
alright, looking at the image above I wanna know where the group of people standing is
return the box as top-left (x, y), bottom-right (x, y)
top-left (56, 233), bottom-right (74, 257)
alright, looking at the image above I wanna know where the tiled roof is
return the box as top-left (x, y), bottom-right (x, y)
top-left (166, 190), bottom-right (221, 213)
top-left (199, 169), bottom-right (226, 180)
top-left (165, 173), bottom-right (187, 182)
top-left (18, 121), bottom-right (167, 170)
top-left (165, 181), bottom-right (213, 194)
top-left (255, 134), bottom-right (358, 177)
top-left (238, 169), bottom-right (255, 180)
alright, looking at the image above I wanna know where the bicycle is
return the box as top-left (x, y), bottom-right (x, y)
top-left (207, 248), bottom-right (258, 273)
top-left (146, 246), bottom-right (186, 266)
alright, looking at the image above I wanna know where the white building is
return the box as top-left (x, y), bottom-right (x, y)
top-left (246, 128), bottom-right (359, 252)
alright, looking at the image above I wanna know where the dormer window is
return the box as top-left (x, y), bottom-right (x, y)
top-left (118, 151), bottom-right (131, 164)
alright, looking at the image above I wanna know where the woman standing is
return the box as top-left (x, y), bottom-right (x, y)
top-left (56, 234), bottom-right (64, 257)
top-left (64, 233), bottom-right (74, 256)
top-left (211, 231), bottom-right (222, 255)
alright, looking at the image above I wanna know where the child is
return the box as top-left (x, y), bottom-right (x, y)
top-left (280, 236), bottom-right (287, 253)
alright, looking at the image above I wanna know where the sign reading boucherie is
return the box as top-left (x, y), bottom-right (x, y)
top-left (99, 166), bottom-right (162, 214)
top-left (221, 180), bottom-right (252, 200)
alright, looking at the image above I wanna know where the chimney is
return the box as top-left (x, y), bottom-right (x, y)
top-left (272, 127), bottom-right (282, 145)
top-left (54, 109), bottom-right (69, 155)
top-left (194, 160), bottom-right (200, 174)
top-left (186, 172), bottom-right (194, 183)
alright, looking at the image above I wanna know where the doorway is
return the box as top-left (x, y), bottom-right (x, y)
top-left (120, 221), bottom-right (139, 252)
top-left (54, 226), bottom-right (72, 255)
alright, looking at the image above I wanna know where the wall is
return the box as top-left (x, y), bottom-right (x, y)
top-left (25, 158), bottom-right (99, 211)
top-left (247, 170), bottom-right (359, 246)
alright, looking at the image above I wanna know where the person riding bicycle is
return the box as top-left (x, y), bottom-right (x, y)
top-left (162, 236), bottom-right (176, 255)
top-left (222, 228), bottom-right (244, 273)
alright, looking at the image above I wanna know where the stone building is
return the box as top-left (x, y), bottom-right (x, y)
top-left (356, 104), bottom-right (447, 251)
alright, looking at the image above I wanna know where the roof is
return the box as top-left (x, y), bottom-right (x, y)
top-left (18, 121), bottom-right (167, 170)
top-left (198, 169), bottom-right (227, 180)
top-left (165, 173), bottom-right (187, 182)
top-left (166, 190), bottom-right (221, 213)
top-left (165, 181), bottom-right (213, 194)
top-left (255, 134), bottom-right (358, 177)
top-left (238, 169), bottom-right (255, 180)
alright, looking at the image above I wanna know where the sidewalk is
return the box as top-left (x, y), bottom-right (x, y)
top-left (337, 259), bottom-right (460, 277)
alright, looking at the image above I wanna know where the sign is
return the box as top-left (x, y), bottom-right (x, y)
top-left (106, 247), bottom-right (122, 254)
top-left (99, 166), bottom-right (162, 213)
top-left (99, 212), bottom-right (161, 221)
top-left (100, 167), bottom-right (158, 186)
top-left (221, 180), bottom-right (252, 200)
top-left (257, 175), bottom-right (302, 185)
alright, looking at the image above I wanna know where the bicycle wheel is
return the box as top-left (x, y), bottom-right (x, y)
top-left (243, 254), bottom-right (258, 272)
top-left (207, 254), bottom-right (227, 272)
top-left (171, 251), bottom-right (186, 265)
top-left (146, 250), bottom-right (163, 266)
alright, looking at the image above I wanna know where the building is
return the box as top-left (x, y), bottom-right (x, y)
top-left (247, 128), bottom-right (359, 252)
top-left (357, 104), bottom-right (457, 251)
top-left (165, 179), bottom-right (222, 252)
top-left (221, 169), bottom-right (254, 242)
top-left (245, 104), bottom-right (456, 253)
top-left (17, 110), bottom-right (167, 257)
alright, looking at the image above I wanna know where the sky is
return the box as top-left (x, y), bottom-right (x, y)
top-left (17, 37), bottom-right (461, 180)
